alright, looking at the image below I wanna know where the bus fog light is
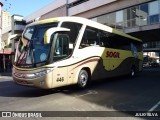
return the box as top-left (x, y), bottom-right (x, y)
top-left (40, 81), bottom-right (44, 86)
top-left (26, 74), bottom-right (35, 78)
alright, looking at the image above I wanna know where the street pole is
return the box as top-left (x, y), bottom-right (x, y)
top-left (3, 47), bottom-right (5, 71)
top-left (1, 41), bottom-right (6, 72)
top-left (0, 1), bottom-right (3, 50)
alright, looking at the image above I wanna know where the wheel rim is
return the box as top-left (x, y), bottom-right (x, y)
top-left (80, 73), bottom-right (88, 87)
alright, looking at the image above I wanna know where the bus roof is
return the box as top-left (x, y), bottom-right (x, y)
top-left (29, 17), bottom-right (142, 42)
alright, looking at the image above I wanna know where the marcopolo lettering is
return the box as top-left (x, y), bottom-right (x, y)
top-left (106, 51), bottom-right (120, 58)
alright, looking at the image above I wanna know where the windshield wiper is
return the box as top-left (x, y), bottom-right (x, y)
top-left (16, 46), bottom-right (28, 65)
top-left (16, 40), bottom-right (32, 66)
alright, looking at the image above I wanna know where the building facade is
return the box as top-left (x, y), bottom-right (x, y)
top-left (0, 14), bottom-right (25, 72)
top-left (24, 0), bottom-right (159, 42)
top-left (1, 10), bottom-right (11, 48)
top-left (24, 0), bottom-right (159, 40)
top-left (2, 10), bottom-right (11, 29)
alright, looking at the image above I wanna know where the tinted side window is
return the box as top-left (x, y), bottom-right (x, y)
top-left (98, 30), bottom-right (142, 51)
top-left (107, 33), bottom-right (142, 51)
top-left (61, 22), bottom-right (82, 44)
top-left (98, 30), bottom-right (110, 47)
top-left (80, 26), bottom-right (101, 48)
top-left (108, 34), bottom-right (131, 50)
top-left (79, 26), bottom-right (142, 51)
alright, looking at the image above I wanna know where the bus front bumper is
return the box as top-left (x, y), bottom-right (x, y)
top-left (12, 67), bottom-right (53, 89)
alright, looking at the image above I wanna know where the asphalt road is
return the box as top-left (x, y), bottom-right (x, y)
top-left (0, 67), bottom-right (160, 120)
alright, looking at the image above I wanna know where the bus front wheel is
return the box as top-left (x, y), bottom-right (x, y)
top-left (77, 69), bottom-right (89, 88)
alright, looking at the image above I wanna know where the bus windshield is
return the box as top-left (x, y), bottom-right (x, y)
top-left (15, 22), bottom-right (58, 68)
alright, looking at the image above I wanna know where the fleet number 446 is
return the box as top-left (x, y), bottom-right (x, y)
top-left (56, 77), bottom-right (64, 82)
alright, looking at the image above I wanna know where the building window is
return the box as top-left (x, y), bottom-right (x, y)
top-left (150, 14), bottom-right (159, 24)
top-left (124, 8), bottom-right (132, 27)
top-left (91, 17), bottom-right (97, 22)
top-left (90, 0), bottom-right (160, 29)
top-left (116, 10), bottom-right (123, 29)
top-left (149, 1), bottom-right (159, 16)
top-left (116, 10), bottom-right (123, 23)
top-left (97, 14), bottom-right (108, 25)
top-left (131, 6), bottom-right (140, 27)
top-left (149, 0), bottom-right (159, 24)
top-left (107, 13), bottom-right (116, 27)
top-left (68, 0), bottom-right (89, 8)
top-left (125, 6), bottom-right (140, 27)
top-left (123, 9), bottom-right (128, 27)
top-left (139, 3), bottom-right (149, 26)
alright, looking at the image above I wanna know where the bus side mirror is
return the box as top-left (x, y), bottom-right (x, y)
top-left (44, 28), bottom-right (70, 44)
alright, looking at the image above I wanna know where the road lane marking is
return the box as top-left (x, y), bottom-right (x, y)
top-left (148, 100), bottom-right (160, 112)
top-left (75, 90), bottom-right (98, 98)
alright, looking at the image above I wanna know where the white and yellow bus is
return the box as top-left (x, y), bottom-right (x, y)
top-left (12, 17), bottom-right (143, 89)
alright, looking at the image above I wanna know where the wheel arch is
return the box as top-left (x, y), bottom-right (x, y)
top-left (74, 66), bottom-right (91, 84)
top-left (130, 64), bottom-right (136, 77)
top-left (77, 67), bottom-right (91, 88)
top-left (81, 67), bottom-right (91, 81)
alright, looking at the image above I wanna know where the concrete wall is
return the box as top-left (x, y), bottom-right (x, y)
top-left (40, 6), bottom-right (67, 20)
top-left (72, 0), bottom-right (152, 18)
top-left (24, 0), bottom-right (67, 23)
top-left (68, 0), bottom-right (117, 16)
top-left (24, 0), bottom-right (152, 22)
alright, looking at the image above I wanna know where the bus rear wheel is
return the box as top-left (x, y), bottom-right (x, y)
top-left (77, 69), bottom-right (89, 88)
top-left (130, 67), bottom-right (135, 77)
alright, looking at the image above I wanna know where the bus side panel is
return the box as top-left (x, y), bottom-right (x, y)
top-left (68, 47), bottom-right (142, 83)
top-left (91, 57), bottom-right (137, 79)
top-left (91, 48), bottom-right (143, 78)
top-left (52, 67), bottom-right (68, 88)
top-left (68, 57), bottom-right (140, 83)
top-left (67, 57), bottom-right (101, 84)
top-left (54, 48), bottom-right (143, 87)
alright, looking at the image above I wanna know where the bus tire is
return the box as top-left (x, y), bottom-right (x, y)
top-left (77, 69), bottom-right (89, 88)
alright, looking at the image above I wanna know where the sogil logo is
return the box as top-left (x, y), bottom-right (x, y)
top-left (106, 51), bottom-right (120, 58)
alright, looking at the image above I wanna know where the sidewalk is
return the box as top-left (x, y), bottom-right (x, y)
top-left (0, 71), bottom-right (12, 80)
top-left (0, 71), bottom-right (12, 76)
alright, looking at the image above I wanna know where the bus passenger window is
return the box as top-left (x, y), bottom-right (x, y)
top-left (80, 26), bottom-right (100, 48)
top-left (61, 22), bottom-right (82, 52)
top-left (79, 38), bottom-right (89, 48)
top-left (99, 30), bottom-right (111, 47)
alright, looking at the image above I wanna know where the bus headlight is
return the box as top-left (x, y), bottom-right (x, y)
top-left (35, 69), bottom-right (51, 77)
top-left (25, 69), bottom-right (53, 79)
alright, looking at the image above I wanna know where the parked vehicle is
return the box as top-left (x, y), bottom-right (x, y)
top-left (151, 62), bottom-right (159, 67)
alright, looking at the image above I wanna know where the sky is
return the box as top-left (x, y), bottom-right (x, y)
top-left (1, 0), bottom-right (55, 17)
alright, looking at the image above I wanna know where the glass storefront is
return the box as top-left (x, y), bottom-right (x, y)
top-left (139, 3), bottom-right (148, 26)
top-left (149, 0), bottom-right (159, 24)
top-left (143, 41), bottom-right (160, 49)
top-left (91, 0), bottom-right (160, 29)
